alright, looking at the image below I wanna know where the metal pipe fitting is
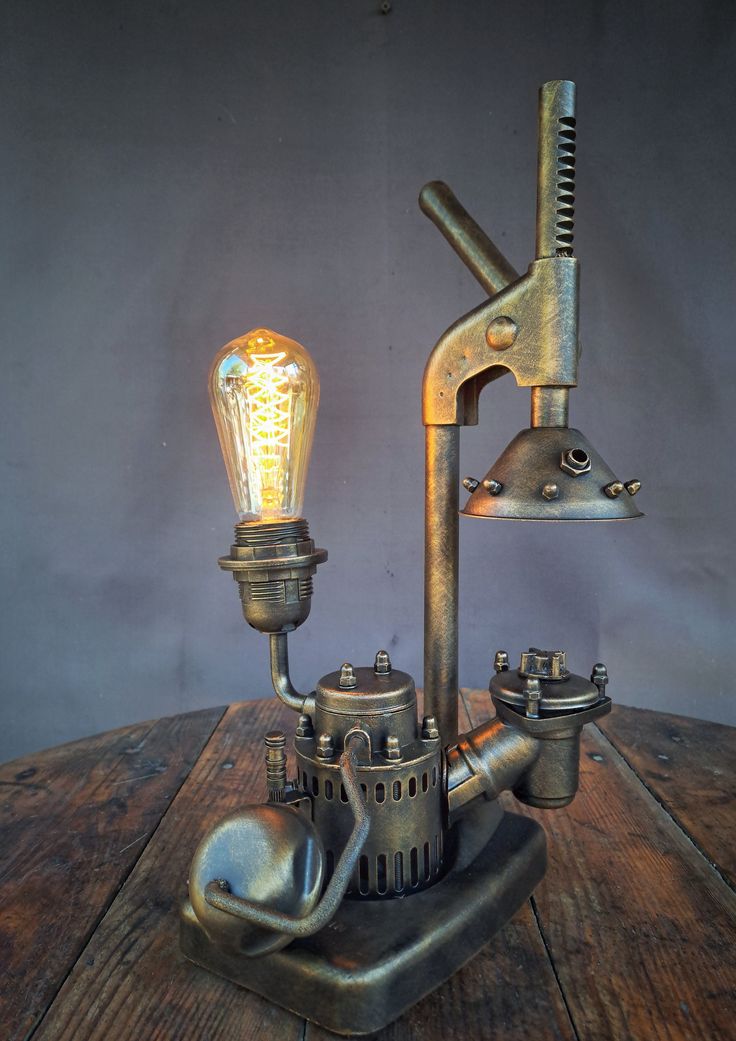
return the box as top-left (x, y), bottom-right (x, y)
top-left (445, 718), bottom-right (540, 824)
top-left (269, 632), bottom-right (315, 715)
top-left (264, 730), bottom-right (288, 802)
top-left (510, 728), bottom-right (582, 809)
top-left (531, 386), bottom-right (570, 427)
top-left (490, 647), bottom-right (613, 808)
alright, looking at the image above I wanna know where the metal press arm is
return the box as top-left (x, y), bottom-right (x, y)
top-left (422, 82), bottom-right (580, 746)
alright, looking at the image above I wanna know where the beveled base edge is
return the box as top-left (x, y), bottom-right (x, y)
top-left (180, 810), bottom-right (546, 1035)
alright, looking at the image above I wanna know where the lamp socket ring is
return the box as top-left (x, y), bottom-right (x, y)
top-left (218, 548), bottom-right (328, 573)
top-left (219, 518), bottom-right (327, 635)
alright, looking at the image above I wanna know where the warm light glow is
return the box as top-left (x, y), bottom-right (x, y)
top-left (209, 329), bottom-right (319, 522)
top-left (240, 348), bottom-right (291, 514)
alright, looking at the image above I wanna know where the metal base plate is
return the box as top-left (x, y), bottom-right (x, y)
top-left (180, 810), bottom-right (546, 1035)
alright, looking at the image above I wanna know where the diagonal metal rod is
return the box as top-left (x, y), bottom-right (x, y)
top-left (419, 181), bottom-right (519, 296)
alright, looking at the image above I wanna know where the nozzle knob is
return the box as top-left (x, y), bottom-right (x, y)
top-left (519, 648), bottom-right (568, 680)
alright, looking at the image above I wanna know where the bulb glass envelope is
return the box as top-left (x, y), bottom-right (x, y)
top-left (461, 427), bottom-right (643, 521)
top-left (209, 328), bottom-right (319, 522)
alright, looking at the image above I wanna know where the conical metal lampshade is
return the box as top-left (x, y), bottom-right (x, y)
top-left (462, 428), bottom-right (643, 521)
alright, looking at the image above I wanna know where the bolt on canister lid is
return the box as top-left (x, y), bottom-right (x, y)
top-left (374, 649), bottom-right (392, 674)
top-left (339, 663), bottom-right (357, 688)
top-left (316, 664), bottom-right (416, 718)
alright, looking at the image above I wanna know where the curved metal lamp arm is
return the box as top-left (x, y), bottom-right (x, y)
top-left (269, 632), bottom-right (316, 715)
top-left (204, 745), bottom-right (369, 938)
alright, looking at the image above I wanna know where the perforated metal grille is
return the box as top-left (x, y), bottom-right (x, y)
top-left (298, 753), bottom-right (444, 898)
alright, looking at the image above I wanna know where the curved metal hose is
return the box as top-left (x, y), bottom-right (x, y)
top-left (204, 744), bottom-right (368, 938)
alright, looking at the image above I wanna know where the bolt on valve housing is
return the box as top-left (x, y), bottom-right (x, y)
top-left (489, 647), bottom-right (611, 808)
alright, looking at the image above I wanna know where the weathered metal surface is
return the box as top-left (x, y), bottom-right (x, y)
top-left (198, 745), bottom-right (370, 941)
top-left (219, 518), bottom-right (327, 637)
top-left (460, 427), bottom-right (643, 521)
top-left (296, 661), bottom-right (444, 898)
top-left (535, 79), bottom-right (577, 259)
top-left (418, 180), bottom-right (519, 296)
top-left (422, 256), bottom-right (580, 426)
top-left (188, 802), bottom-right (326, 955)
top-left (420, 80), bottom-right (641, 746)
top-left (423, 423), bottom-right (460, 745)
top-left (8, 699), bottom-right (736, 1041)
top-left (180, 810), bottom-right (546, 1036)
top-left (179, 78), bottom-right (647, 1035)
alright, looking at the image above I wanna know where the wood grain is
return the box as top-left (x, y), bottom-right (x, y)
top-left (29, 698), bottom-right (306, 1041)
top-left (463, 690), bottom-right (736, 1041)
top-left (0, 706), bottom-right (222, 1041)
top-left (599, 704), bottom-right (736, 889)
top-left (14, 694), bottom-right (736, 1041)
top-left (306, 694), bottom-right (576, 1041)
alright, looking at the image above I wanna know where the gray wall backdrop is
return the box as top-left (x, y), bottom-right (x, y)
top-left (2, 0), bottom-right (734, 762)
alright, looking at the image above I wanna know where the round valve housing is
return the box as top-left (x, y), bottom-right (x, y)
top-left (295, 653), bottom-right (443, 899)
top-left (491, 647), bottom-right (600, 714)
top-left (489, 647), bottom-right (612, 808)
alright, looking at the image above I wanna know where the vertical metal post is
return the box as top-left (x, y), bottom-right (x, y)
top-left (423, 424), bottom-right (460, 746)
top-left (420, 186), bottom-right (517, 749)
top-left (530, 386), bottom-right (569, 427)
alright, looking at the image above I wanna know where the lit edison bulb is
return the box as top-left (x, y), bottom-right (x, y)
top-left (209, 328), bottom-right (320, 522)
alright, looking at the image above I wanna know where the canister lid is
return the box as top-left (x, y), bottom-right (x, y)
top-left (316, 666), bottom-right (416, 717)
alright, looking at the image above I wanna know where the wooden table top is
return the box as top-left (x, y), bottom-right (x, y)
top-left (1, 692), bottom-right (734, 1041)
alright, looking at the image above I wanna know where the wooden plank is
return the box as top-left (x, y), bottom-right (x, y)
top-left (307, 691), bottom-right (576, 1041)
top-left (0, 706), bottom-right (223, 1041)
top-left (464, 689), bottom-right (736, 1041)
top-left (598, 704), bottom-right (736, 889)
top-left (30, 698), bottom-right (306, 1041)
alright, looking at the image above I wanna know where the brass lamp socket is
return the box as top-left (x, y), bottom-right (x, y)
top-left (218, 518), bottom-right (327, 634)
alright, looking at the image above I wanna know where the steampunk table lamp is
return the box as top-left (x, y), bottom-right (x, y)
top-left (180, 80), bottom-right (643, 1034)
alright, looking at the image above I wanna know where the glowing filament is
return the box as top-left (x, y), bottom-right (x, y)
top-left (243, 351), bottom-right (291, 514)
top-left (210, 328), bottom-right (319, 522)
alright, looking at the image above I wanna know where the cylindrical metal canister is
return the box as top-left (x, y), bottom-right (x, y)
top-left (295, 665), bottom-right (443, 898)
